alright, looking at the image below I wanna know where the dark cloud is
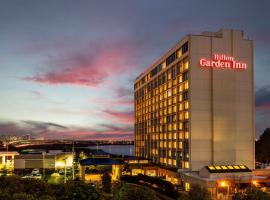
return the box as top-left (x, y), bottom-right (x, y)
top-left (0, 120), bottom-right (133, 140)
top-left (255, 85), bottom-right (270, 108)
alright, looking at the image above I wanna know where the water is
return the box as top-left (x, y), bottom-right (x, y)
top-left (88, 145), bottom-right (134, 156)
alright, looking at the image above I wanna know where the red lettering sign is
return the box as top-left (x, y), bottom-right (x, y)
top-left (199, 54), bottom-right (247, 69)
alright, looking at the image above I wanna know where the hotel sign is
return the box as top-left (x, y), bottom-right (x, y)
top-left (199, 54), bottom-right (247, 69)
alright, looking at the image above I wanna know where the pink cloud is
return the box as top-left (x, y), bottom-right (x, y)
top-left (24, 66), bottom-right (106, 87)
top-left (23, 41), bottom-right (139, 87)
top-left (103, 109), bottom-right (134, 124)
top-left (256, 103), bottom-right (270, 110)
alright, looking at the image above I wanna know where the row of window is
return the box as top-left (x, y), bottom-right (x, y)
top-left (135, 62), bottom-right (189, 100)
top-left (135, 42), bottom-right (189, 89)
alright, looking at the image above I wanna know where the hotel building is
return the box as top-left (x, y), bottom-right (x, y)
top-left (134, 29), bottom-right (254, 173)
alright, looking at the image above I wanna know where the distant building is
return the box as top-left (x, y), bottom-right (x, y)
top-left (0, 151), bottom-right (19, 170)
top-left (14, 152), bottom-right (73, 171)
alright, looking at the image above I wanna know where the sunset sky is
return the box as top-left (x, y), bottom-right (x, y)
top-left (0, 0), bottom-right (270, 140)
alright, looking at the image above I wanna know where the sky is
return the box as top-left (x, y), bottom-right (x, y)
top-left (0, 0), bottom-right (270, 140)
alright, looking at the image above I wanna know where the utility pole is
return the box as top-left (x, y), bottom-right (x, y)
top-left (64, 158), bottom-right (67, 183)
top-left (42, 152), bottom-right (45, 179)
top-left (72, 140), bottom-right (75, 180)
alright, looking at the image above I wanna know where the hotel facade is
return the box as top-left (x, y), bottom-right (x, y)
top-left (134, 29), bottom-right (254, 172)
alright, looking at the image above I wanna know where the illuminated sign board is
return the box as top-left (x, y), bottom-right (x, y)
top-left (199, 54), bottom-right (247, 69)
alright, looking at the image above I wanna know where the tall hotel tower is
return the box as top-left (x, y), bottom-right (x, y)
top-left (134, 29), bottom-right (254, 171)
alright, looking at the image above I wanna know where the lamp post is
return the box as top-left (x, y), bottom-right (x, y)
top-left (42, 152), bottom-right (45, 179)
top-left (63, 158), bottom-right (67, 183)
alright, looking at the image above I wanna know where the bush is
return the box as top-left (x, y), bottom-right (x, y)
top-left (120, 174), bottom-right (178, 198)
top-left (188, 184), bottom-right (211, 200)
top-left (0, 176), bottom-right (103, 200)
top-left (232, 187), bottom-right (270, 200)
top-left (116, 183), bottom-right (158, 200)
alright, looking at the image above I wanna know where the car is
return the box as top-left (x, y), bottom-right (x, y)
top-left (22, 174), bottom-right (33, 179)
top-left (31, 168), bottom-right (40, 175)
top-left (32, 173), bottom-right (42, 179)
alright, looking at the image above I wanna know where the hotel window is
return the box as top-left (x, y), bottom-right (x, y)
top-left (177, 49), bottom-right (182, 58)
top-left (179, 94), bottom-right (183, 102)
top-left (179, 84), bottom-right (183, 92)
top-left (173, 96), bottom-right (177, 104)
top-left (173, 87), bottom-right (177, 95)
top-left (179, 113), bottom-right (183, 120)
top-left (184, 101), bottom-right (189, 109)
top-left (178, 75), bottom-right (182, 83)
top-left (183, 91), bottom-right (188, 100)
top-left (179, 132), bottom-right (184, 139)
top-left (183, 72), bottom-right (188, 81)
top-left (173, 123), bottom-right (177, 131)
top-left (166, 52), bottom-right (176, 66)
top-left (182, 42), bottom-right (188, 54)
top-left (173, 105), bottom-right (177, 113)
top-left (185, 132), bottom-right (189, 139)
top-left (183, 59), bottom-right (189, 70)
top-left (184, 112), bottom-right (189, 119)
top-left (184, 162), bottom-right (189, 169)
top-left (179, 122), bottom-right (183, 130)
top-left (168, 98), bottom-right (172, 105)
top-left (173, 159), bottom-right (177, 166)
top-left (179, 141), bottom-right (183, 149)
top-left (168, 89), bottom-right (172, 97)
top-left (184, 82), bottom-right (189, 90)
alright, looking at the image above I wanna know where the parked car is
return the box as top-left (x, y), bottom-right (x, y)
top-left (22, 174), bottom-right (33, 179)
top-left (32, 173), bottom-right (42, 179)
top-left (31, 168), bottom-right (40, 175)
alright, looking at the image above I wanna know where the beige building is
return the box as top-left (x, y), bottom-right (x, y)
top-left (134, 28), bottom-right (254, 172)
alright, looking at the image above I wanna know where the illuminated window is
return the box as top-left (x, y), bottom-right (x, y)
top-left (179, 94), bottom-right (183, 102)
top-left (168, 124), bottom-right (172, 131)
top-left (185, 132), bottom-right (189, 139)
top-left (168, 89), bottom-right (172, 97)
top-left (185, 162), bottom-right (189, 169)
top-left (179, 132), bottom-right (184, 139)
top-left (179, 85), bottom-right (183, 92)
top-left (178, 75), bottom-right (182, 83)
top-left (184, 112), bottom-right (189, 119)
top-left (184, 82), bottom-right (189, 90)
top-left (173, 87), bottom-right (177, 95)
top-left (209, 166), bottom-right (215, 170)
top-left (185, 182), bottom-right (190, 191)
top-left (179, 122), bottom-right (183, 130)
top-left (168, 98), bottom-right (172, 105)
top-left (185, 101), bottom-right (189, 109)
top-left (215, 166), bottom-right (222, 170)
top-left (173, 106), bottom-right (177, 113)
top-left (234, 165), bottom-right (240, 169)
top-left (221, 166), bottom-right (228, 170)
top-left (184, 60), bottom-right (189, 70)
top-left (177, 49), bottom-right (182, 58)
top-left (228, 165), bottom-right (234, 170)
top-left (179, 142), bottom-right (183, 149)
top-left (173, 97), bottom-right (177, 104)
top-left (173, 159), bottom-right (176, 166)
top-left (173, 123), bottom-right (177, 130)
top-left (173, 141), bottom-right (177, 148)
top-left (179, 113), bottom-right (183, 120)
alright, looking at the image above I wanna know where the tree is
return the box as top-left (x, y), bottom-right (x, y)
top-left (102, 172), bottom-right (112, 193)
top-left (256, 128), bottom-right (270, 164)
top-left (117, 183), bottom-right (158, 200)
top-left (12, 193), bottom-right (36, 200)
top-left (232, 187), bottom-right (270, 200)
top-left (188, 184), bottom-right (211, 200)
